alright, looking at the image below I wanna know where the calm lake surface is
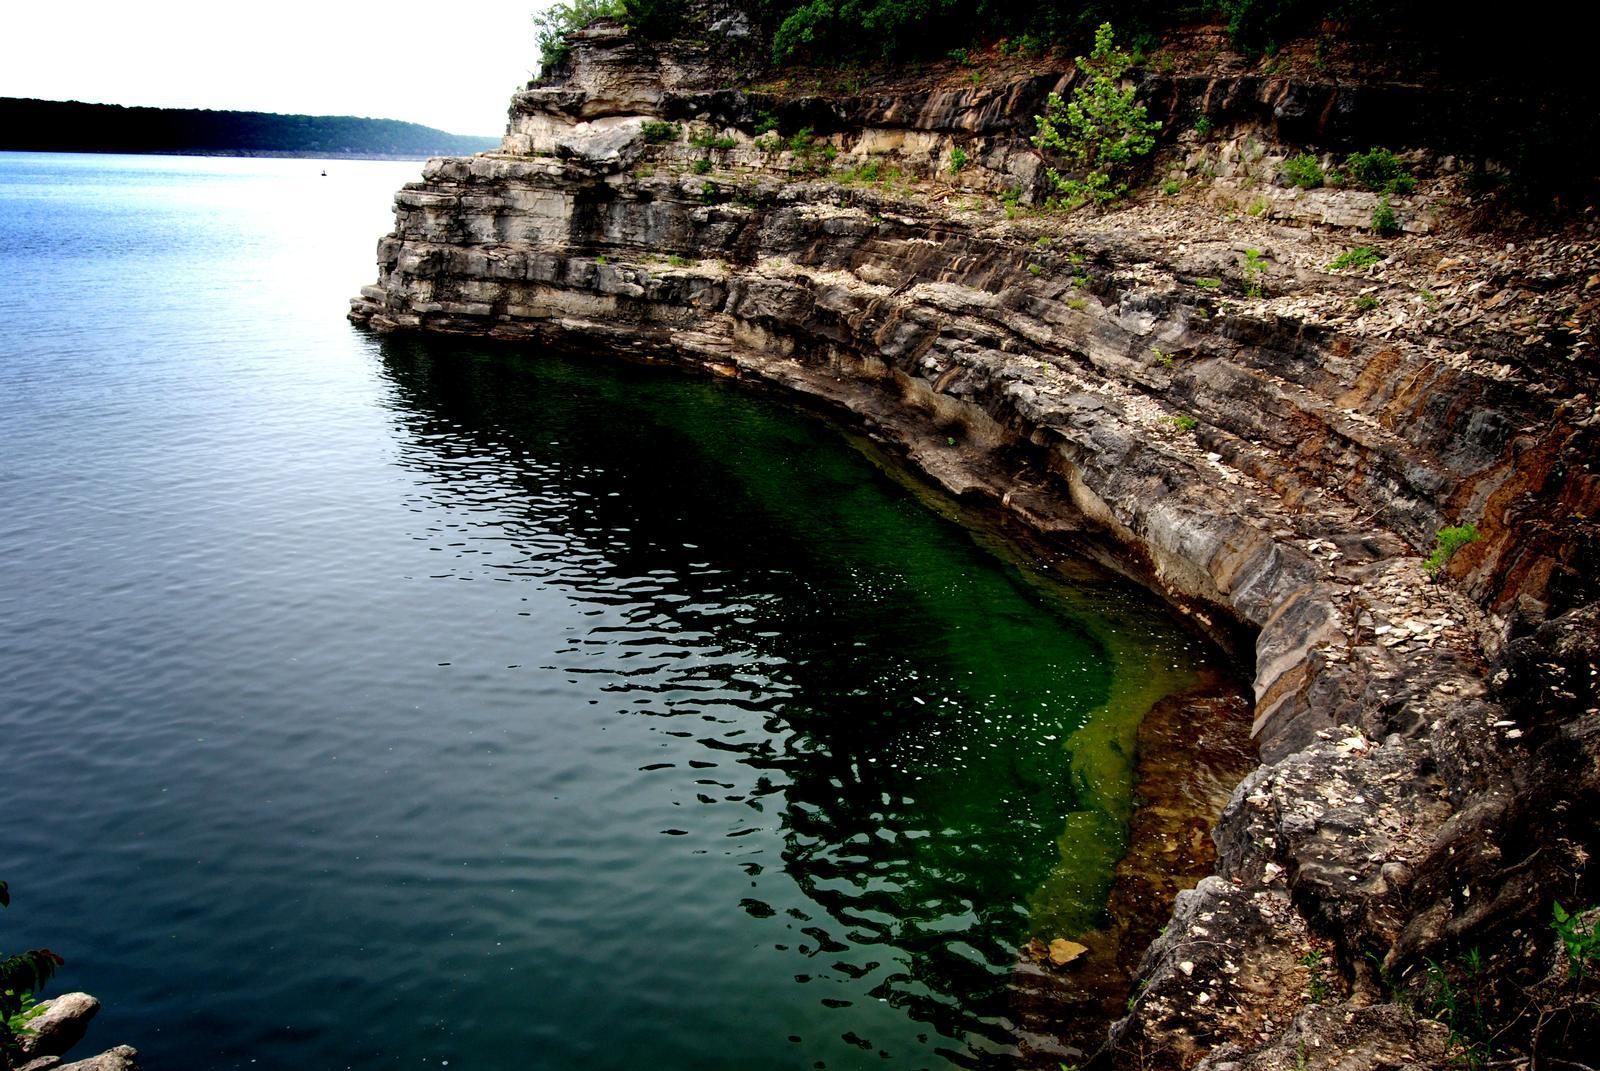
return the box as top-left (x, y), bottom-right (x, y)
top-left (1, 152), bottom-right (1218, 1069)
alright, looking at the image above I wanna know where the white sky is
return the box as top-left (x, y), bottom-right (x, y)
top-left (0, 1), bottom-right (563, 136)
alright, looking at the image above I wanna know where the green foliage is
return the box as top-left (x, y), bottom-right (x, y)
top-left (1299, 949), bottom-right (1330, 1003)
top-left (1193, 114), bottom-right (1214, 139)
top-left (949, 146), bottom-right (969, 172)
top-left (691, 157), bottom-right (713, 174)
top-left (641, 120), bottom-right (680, 144)
top-left (1552, 902), bottom-right (1600, 981)
top-left (1169, 414), bottom-right (1199, 433)
top-left (1328, 246), bottom-right (1382, 271)
top-left (753, 111), bottom-right (780, 136)
top-left (1152, 347), bottom-right (1174, 366)
top-left (1032, 24), bottom-right (1160, 208)
top-left (1425, 952), bottom-right (1492, 1070)
top-left (667, 253), bottom-right (693, 267)
top-left (783, 127), bottom-right (836, 175)
top-left (1423, 523), bottom-right (1479, 579)
top-left (1029, 263), bottom-right (1043, 275)
top-left (1194, 277), bottom-right (1222, 288)
top-left (534, 0), bottom-right (623, 72)
top-left (1242, 247), bottom-right (1268, 298)
top-left (1339, 147), bottom-right (1416, 194)
top-left (690, 128), bottom-right (738, 151)
top-left (1370, 195), bottom-right (1399, 235)
top-left (1282, 152), bottom-right (1324, 189)
top-left (1353, 293), bottom-right (1380, 312)
top-left (1161, 178), bottom-right (1181, 195)
top-left (1, 880), bottom-right (66, 1066)
top-left (620, 0), bottom-right (687, 37)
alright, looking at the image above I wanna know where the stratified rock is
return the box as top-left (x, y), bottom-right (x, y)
top-left (55, 1047), bottom-right (139, 1071)
top-left (18, 993), bottom-right (99, 1059)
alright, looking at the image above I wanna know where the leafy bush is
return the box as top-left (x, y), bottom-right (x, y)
top-left (641, 120), bottom-right (680, 144)
top-left (691, 157), bottom-right (713, 174)
top-left (949, 146), bottom-right (968, 172)
top-left (620, 0), bottom-right (687, 37)
top-left (1553, 902), bottom-right (1600, 981)
top-left (1353, 293), bottom-right (1380, 312)
top-left (1193, 114), bottom-right (1214, 139)
top-left (1282, 152), bottom-right (1324, 189)
top-left (690, 128), bottom-right (738, 150)
top-left (534, 0), bottom-right (623, 72)
top-left (1031, 23), bottom-right (1160, 208)
top-left (1, 881), bottom-right (65, 1068)
top-left (1339, 147), bottom-right (1416, 193)
top-left (1242, 247), bottom-right (1268, 297)
top-left (1328, 246), bottom-right (1382, 271)
top-left (1423, 523), bottom-right (1479, 578)
top-left (1370, 195), bottom-right (1399, 235)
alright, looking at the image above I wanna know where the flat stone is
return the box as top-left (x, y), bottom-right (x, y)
top-left (57, 1048), bottom-right (139, 1071)
top-left (1048, 938), bottom-right (1088, 966)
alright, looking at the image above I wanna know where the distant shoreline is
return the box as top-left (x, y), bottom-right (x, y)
top-left (1, 97), bottom-right (499, 159)
top-left (1, 147), bottom-right (458, 162)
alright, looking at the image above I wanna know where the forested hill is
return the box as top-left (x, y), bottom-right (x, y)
top-left (0, 98), bottom-right (500, 158)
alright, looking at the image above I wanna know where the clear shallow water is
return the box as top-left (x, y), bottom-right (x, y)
top-left (1, 152), bottom-right (1215, 1069)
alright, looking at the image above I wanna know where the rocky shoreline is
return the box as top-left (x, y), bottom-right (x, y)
top-left (8, 993), bottom-right (138, 1071)
top-left (350, 11), bottom-right (1599, 1067)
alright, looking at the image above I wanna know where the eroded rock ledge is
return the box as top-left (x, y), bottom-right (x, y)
top-left (350, 14), bottom-right (1600, 1068)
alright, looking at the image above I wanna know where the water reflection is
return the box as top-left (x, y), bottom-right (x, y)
top-left (372, 337), bottom-right (1138, 1064)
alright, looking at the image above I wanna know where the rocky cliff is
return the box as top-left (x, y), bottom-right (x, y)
top-left (350, 13), bottom-right (1600, 1068)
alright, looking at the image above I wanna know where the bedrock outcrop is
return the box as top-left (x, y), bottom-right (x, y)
top-left (351, 13), bottom-right (1600, 1068)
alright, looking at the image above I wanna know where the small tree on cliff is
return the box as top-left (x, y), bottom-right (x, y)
top-left (1031, 22), bottom-right (1160, 208)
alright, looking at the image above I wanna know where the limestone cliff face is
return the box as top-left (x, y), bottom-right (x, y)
top-left (352, 15), bottom-right (1600, 1068)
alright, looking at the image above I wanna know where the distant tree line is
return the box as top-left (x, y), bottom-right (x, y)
top-left (0, 98), bottom-right (500, 158)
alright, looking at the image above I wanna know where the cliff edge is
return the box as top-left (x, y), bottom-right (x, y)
top-left (350, 10), bottom-right (1600, 1068)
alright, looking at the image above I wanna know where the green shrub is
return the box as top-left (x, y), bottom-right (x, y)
top-left (1282, 152), bottom-right (1324, 189)
top-left (1242, 247), bottom-right (1268, 297)
top-left (1, 881), bottom-right (66, 1066)
top-left (1162, 178), bottom-right (1181, 195)
top-left (1328, 246), bottom-right (1382, 271)
top-left (1193, 114), bottom-right (1214, 139)
top-left (690, 128), bottom-right (737, 151)
top-left (1339, 147), bottom-right (1415, 194)
top-left (1553, 902), bottom-right (1600, 981)
top-left (641, 120), bottom-right (680, 144)
top-left (784, 127), bottom-right (836, 176)
top-left (1170, 414), bottom-right (1199, 433)
top-left (534, 0), bottom-right (623, 72)
top-left (949, 146), bottom-right (969, 172)
top-left (1353, 293), bottom-right (1380, 312)
top-left (1194, 277), bottom-right (1222, 288)
top-left (1370, 195), bottom-right (1399, 235)
top-left (691, 157), bottom-right (713, 174)
top-left (1423, 523), bottom-right (1479, 579)
top-left (620, 0), bottom-right (686, 37)
top-left (1031, 23), bottom-right (1160, 208)
top-left (1028, 263), bottom-right (1043, 275)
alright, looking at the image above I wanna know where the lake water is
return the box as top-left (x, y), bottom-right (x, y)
top-left (1, 152), bottom-right (1222, 1069)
